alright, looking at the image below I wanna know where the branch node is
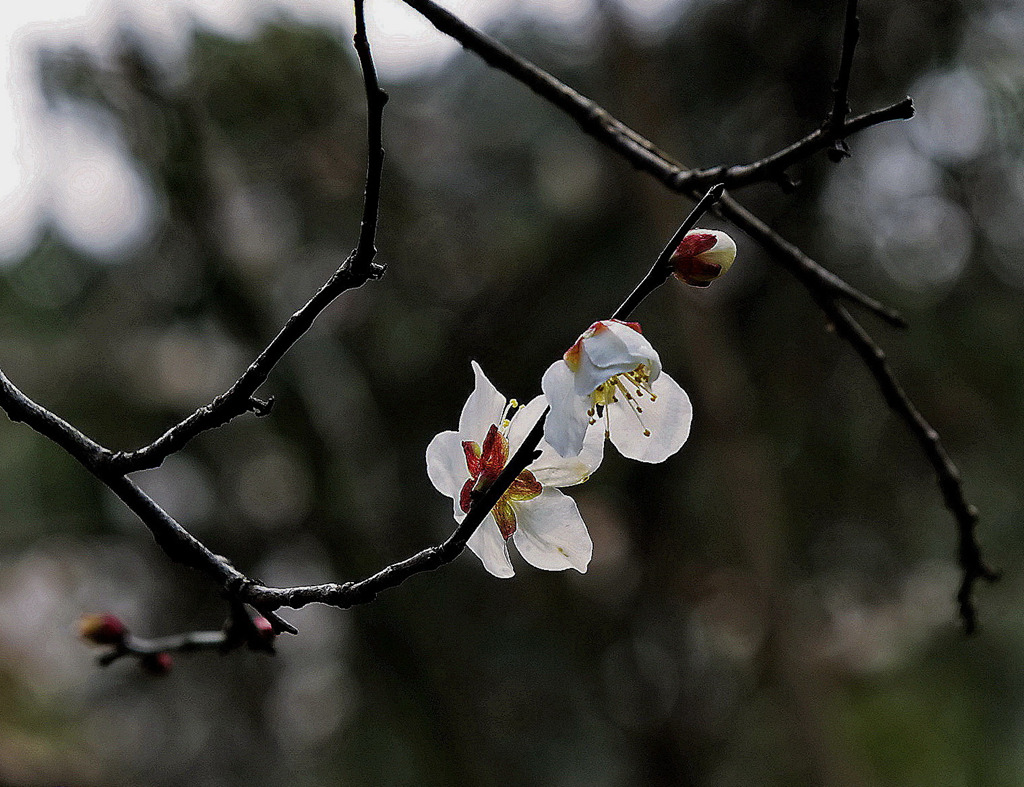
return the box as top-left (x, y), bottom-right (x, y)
top-left (248, 396), bottom-right (274, 417)
top-left (826, 139), bottom-right (851, 163)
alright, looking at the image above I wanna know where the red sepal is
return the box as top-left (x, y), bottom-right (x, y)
top-left (462, 440), bottom-right (482, 476)
top-left (672, 232), bottom-right (717, 260)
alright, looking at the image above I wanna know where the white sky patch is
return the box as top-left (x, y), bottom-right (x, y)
top-left (0, 0), bottom-right (636, 263)
top-left (909, 68), bottom-right (990, 163)
top-left (1, 0), bottom-right (159, 263)
top-left (44, 107), bottom-right (157, 258)
top-left (615, 0), bottom-right (686, 37)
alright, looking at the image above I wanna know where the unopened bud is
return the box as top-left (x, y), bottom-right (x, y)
top-left (79, 614), bottom-right (127, 646)
top-left (671, 229), bottom-right (736, 286)
top-left (140, 652), bottom-right (173, 676)
top-left (251, 615), bottom-right (277, 650)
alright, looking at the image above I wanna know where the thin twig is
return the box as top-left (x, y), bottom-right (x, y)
top-left (352, 0), bottom-right (388, 273)
top-left (813, 298), bottom-right (999, 633)
top-left (676, 98), bottom-right (914, 191)
top-left (97, 610), bottom-right (276, 668)
top-left (825, 0), bottom-right (861, 161)
top-left (98, 631), bottom-right (227, 667)
top-left (613, 183), bottom-right (725, 320)
top-left (106, 2), bottom-right (390, 474)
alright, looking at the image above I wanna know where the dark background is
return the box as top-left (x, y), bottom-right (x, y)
top-left (1, 0), bottom-right (1023, 784)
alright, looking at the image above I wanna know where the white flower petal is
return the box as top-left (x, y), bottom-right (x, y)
top-left (702, 230), bottom-right (736, 274)
top-left (576, 321), bottom-right (662, 393)
top-left (590, 321), bottom-right (652, 364)
top-left (467, 518), bottom-right (515, 578)
top-left (426, 430), bottom-right (467, 497)
top-left (607, 372), bottom-right (692, 463)
top-left (506, 394), bottom-right (547, 453)
top-left (604, 321), bottom-right (662, 381)
top-left (459, 361), bottom-right (506, 440)
top-left (426, 430), bottom-right (470, 519)
top-left (511, 489), bottom-right (592, 573)
top-left (531, 417), bottom-right (604, 487)
top-left (541, 360), bottom-right (591, 458)
top-left (574, 330), bottom-right (631, 394)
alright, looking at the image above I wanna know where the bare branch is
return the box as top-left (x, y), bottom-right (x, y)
top-left (676, 98), bottom-right (914, 192)
top-left (352, 0), bottom-right (389, 273)
top-left (399, 0), bottom-right (905, 328)
top-left (398, 0), bottom-right (993, 629)
top-left (1, 185), bottom-right (721, 625)
top-left (681, 0), bottom-right (875, 187)
top-left (95, 605), bottom-right (277, 670)
top-left (813, 298), bottom-right (999, 633)
top-left (825, 0), bottom-right (861, 161)
top-left (98, 630), bottom-right (228, 667)
top-left (712, 193), bottom-right (906, 328)
top-left (107, 1), bottom-right (390, 474)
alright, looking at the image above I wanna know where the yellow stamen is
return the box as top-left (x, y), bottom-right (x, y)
top-left (588, 364), bottom-right (656, 440)
top-left (614, 376), bottom-right (652, 438)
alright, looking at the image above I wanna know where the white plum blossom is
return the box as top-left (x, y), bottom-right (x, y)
top-left (426, 361), bottom-right (603, 578)
top-left (541, 319), bottom-right (692, 463)
top-left (671, 229), bottom-right (737, 286)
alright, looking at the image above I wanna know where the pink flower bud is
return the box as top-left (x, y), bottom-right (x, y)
top-left (140, 652), bottom-right (173, 676)
top-left (78, 614), bottom-right (127, 646)
top-left (671, 229), bottom-right (736, 286)
top-left (251, 616), bottom-right (277, 650)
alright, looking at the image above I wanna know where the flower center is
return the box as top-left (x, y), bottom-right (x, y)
top-left (459, 401), bottom-right (542, 539)
top-left (586, 364), bottom-right (657, 439)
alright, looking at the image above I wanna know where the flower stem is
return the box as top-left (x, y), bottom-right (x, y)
top-left (611, 183), bottom-right (725, 321)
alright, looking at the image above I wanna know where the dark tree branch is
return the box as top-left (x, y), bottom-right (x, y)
top-left (825, 0), bottom-right (861, 161)
top-left (813, 298), bottom-right (999, 633)
top-left (96, 605), bottom-right (277, 669)
top-left (106, 1), bottom-right (390, 474)
top-left (710, 192), bottom-right (904, 328)
top-left (352, 0), bottom-right (388, 273)
top-left (0, 189), bottom-right (721, 624)
top-left (399, 0), bottom-right (906, 329)
top-left (231, 190), bottom-right (726, 613)
top-left (676, 98), bottom-right (914, 191)
top-left (398, 0), bottom-right (993, 629)
top-left (0, 0), bottom-right (994, 634)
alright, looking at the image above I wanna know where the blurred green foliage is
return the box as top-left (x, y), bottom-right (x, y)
top-left (1, 0), bottom-right (1024, 784)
